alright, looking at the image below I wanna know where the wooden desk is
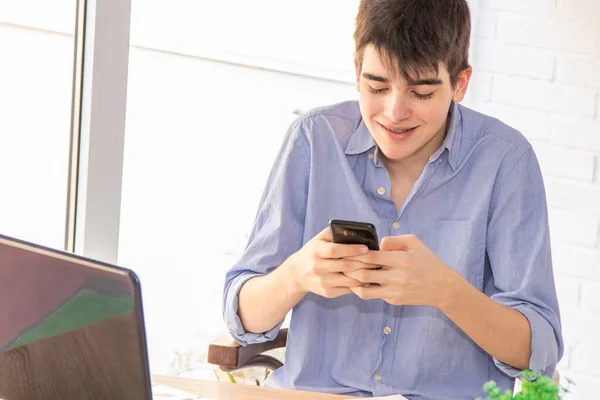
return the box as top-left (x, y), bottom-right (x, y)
top-left (153, 375), bottom-right (354, 400)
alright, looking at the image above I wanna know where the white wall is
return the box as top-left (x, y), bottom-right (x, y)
top-left (467, 0), bottom-right (600, 397)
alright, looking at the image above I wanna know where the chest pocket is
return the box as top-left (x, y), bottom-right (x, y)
top-left (414, 220), bottom-right (486, 291)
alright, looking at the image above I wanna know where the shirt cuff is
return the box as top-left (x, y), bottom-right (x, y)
top-left (224, 272), bottom-right (284, 346)
top-left (493, 304), bottom-right (559, 378)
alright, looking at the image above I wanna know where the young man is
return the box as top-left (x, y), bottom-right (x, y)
top-left (223, 1), bottom-right (563, 398)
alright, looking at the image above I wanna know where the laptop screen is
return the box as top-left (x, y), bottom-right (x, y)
top-left (0, 235), bottom-right (152, 400)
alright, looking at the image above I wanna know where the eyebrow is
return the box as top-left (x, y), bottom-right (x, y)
top-left (361, 72), bottom-right (443, 86)
top-left (362, 72), bottom-right (389, 83)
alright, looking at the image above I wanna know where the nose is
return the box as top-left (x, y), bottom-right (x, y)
top-left (383, 93), bottom-right (410, 123)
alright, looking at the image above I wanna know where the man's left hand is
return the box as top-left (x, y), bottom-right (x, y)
top-left (344, 234), bottom-right (459, 309)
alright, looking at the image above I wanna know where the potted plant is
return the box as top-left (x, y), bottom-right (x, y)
top-left (477, 370), bottom-right (571, 400)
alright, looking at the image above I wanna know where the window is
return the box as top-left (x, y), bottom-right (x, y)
top-left (0, 1), bottom-right (77, 249)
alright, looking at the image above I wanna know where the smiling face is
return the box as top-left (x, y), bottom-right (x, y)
top-left (355, 45), bottom-right (471, 169)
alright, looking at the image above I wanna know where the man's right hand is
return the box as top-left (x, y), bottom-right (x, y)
top-left (238, 226), bottom-right (379, 333)
top-left (285, 227), bottom-right (379, 298)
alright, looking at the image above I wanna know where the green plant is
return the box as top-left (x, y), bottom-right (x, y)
top-left (477, 370), bottom-right (565, 400)
top-left (213, 369), bottom-right (237, 384)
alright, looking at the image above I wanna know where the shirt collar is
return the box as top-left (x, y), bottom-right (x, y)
top-left (344, 101), bottom-right (462, 170)
top-left (344, 120), bottom-right (376, 155)
top-left (428, 102), bottom-right (462, 171)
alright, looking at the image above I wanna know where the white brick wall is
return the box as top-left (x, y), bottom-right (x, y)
top-left (533, 142), bottom-right (596, 182)
top-left (477, 40), bottom-right (555, 80)
top-left (546, 182), bottom-right (600, 216)
top-left (480, 0), bottom-right (557, 15)
top-left (468, 1), bottom-right (600, 395)
top-left (548, 209), bottom-right (599, 248)
top-left (492, 76), bottom-right (597, 117)
top-left (497, 14), bottom-right (596, 53)
top-left (550, 117), bottom-right (600, 152)
top-left (474, 9), bottom-right (498, 39)
top-left (553, 245), bottom-right (600, 280)
top-left (556, 56), bottom-right (600, 88)
top-left (556, 0), bottom-right (600, 23)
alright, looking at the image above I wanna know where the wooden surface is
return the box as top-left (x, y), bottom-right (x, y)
top-left (153, 375), bottom-right (354, 400)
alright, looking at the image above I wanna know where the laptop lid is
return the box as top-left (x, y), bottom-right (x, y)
top-left (0, 233), bottom-right (153, 400)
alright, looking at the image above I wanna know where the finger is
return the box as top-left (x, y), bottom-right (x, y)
top-left (346, 250), bottom-right (409, 269)
top-left (342, 260), bottom-right (381, 273)
top-left (350, 284), bottom-right (387, 300)
top-left (345, 268), bottom-right (392, 284)
top-left (322, 273), bottom-right (363, 288)
top-left (320, 287), bottom-right (353, 299)
top-left (314, 226), bottom-right (333, 242)
top-left (380, 234), bottom-right (423, 251)
top-left (314, 241), bottom-right (369, 260)
top-left (316, 259), bottom-right (373, 274)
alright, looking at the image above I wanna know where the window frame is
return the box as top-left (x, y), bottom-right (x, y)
top-left (66, 0), bottom-right (131, 263)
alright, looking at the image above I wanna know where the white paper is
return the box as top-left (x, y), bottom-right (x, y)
top-left (370, 395), bottom-right (409, 400)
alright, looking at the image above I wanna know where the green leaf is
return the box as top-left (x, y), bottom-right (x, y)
top-left (480, 370), bottom-right (561, 400)
top-left (483, 381), bottom-right (499, 393)
top-left (227, 371), bottom-right (237, 384)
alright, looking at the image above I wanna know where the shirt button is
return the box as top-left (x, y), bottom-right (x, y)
top-left (368, 153), bottom-right (374, 159)
top-left (439, 158), bottom-right (443, 164)
top-left (383, 326), bottom-right (392, 335)
top-left (392, 221), bottom-right (400, 230)
top-left (377, 187), bottom-right (386, 195)
top-left (374, 374), bottom-right (383, 381)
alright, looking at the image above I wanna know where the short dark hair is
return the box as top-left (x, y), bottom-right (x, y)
top-left (353, 0), bottom-right (471, 86)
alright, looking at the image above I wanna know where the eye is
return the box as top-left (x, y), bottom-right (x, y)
top-left (413, 92), bottom-right (434, 100)
top-left (367, 85), bottom-right (388, 94)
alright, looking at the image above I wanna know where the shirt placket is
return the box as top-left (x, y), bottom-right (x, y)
top-left (367, 149), bottom-right (446, 395)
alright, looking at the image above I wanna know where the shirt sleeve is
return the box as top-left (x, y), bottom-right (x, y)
top-left (222, 118), bottom-right (310, 346)
top-left (485, 146), bottom-right (564, 378)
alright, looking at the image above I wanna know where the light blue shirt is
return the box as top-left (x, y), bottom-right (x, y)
top-left (223, 101), bottom-right (563, 399)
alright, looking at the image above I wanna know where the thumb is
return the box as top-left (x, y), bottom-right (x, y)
top-left (380, 234), bottom-right (422, 251)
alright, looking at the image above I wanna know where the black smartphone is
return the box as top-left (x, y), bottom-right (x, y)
top-left (329, 219), bottom-right (379, 250)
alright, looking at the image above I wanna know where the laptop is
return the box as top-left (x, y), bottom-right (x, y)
top-left (0, 233), bottom-right (154, 400)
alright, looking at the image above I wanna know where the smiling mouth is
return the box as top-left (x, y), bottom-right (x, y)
top-left (379, 122), bottom-right (419, 134)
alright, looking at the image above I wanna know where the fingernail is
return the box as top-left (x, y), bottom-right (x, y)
top-left (359, 246), bottom-right (369, 253)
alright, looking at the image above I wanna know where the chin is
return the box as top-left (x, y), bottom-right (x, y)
top-left (378, 146), bottom-right (414, 162)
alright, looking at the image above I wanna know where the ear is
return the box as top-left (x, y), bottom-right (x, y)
top-left (452, 66), bottom-right (473, 103)
top-left (354, 57), bottom-right (362, 92)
